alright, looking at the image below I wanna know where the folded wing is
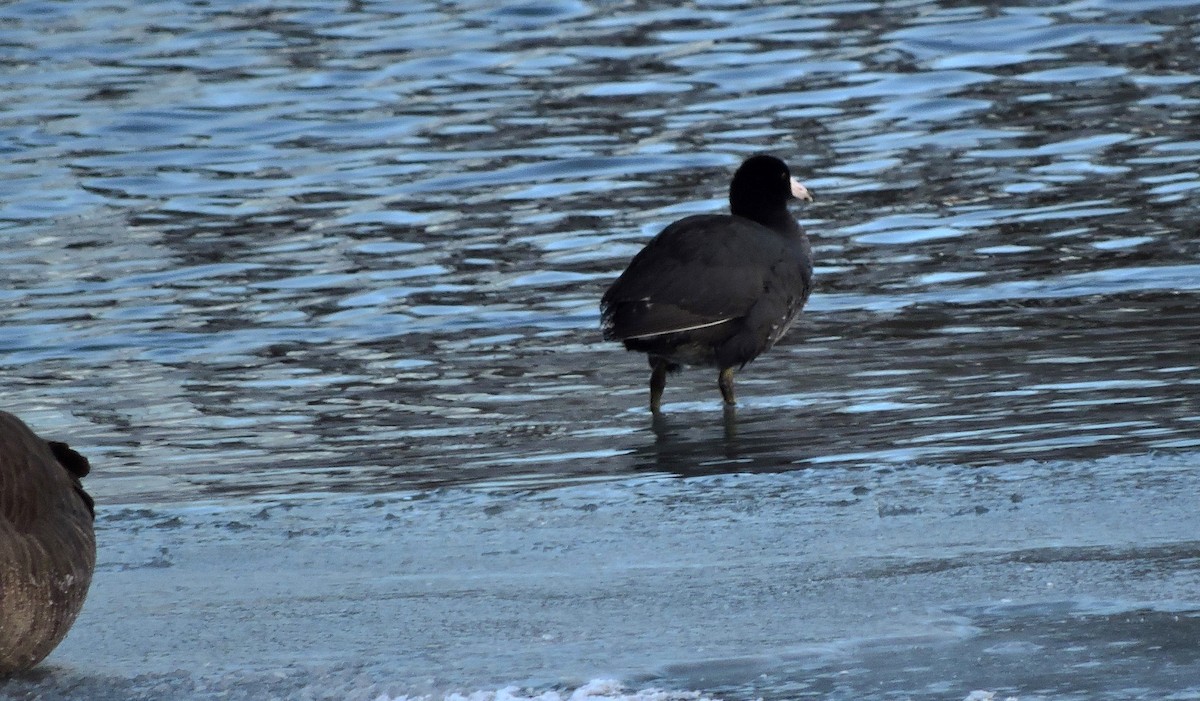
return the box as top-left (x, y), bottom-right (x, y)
top-left (601, 214), bottom-right (808, 342)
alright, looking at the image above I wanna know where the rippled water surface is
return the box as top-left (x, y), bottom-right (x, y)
top-left (4, 0), bottom-right (1199, 502)
top-left (4, 0), bottom-right (1200, 699)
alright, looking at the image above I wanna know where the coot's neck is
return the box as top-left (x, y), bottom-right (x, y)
top-left (730, 203), bottom-right (805, 239)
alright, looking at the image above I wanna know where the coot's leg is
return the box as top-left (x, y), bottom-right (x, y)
top-left (649, 358), bottom-right (669, 414)
top-left (718, 367), bottom-right (736, 405)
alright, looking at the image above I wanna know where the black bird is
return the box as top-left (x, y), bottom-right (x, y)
top-left (600, 154), bottom-right (814, 413)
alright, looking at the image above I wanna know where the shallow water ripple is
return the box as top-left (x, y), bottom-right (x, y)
top-left (0, 0), bottom-right (1198, 501)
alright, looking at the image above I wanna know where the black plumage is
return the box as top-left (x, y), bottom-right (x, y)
top-left (600, 154), bottom-right (814, 413)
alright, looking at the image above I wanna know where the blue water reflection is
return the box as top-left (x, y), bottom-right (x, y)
top-left (1, 0), bottom-right (1197, 503)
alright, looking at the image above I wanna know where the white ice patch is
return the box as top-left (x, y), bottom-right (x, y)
top-left (962, 692), bottom-right (1020, 701)
top-left (376, 679), bottom-right (723, 701)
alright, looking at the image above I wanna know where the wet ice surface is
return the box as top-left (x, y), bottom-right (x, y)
top-left (5, 0), bottom-right (1200, 501)
top-left (3, 0), bottom-right (1200, 698)
top-left (6, 453), bottom-right (1200, 700)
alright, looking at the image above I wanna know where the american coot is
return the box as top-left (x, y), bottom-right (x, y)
top-left (0, 410), bottom-right (95, 675)
top-left (600, 154), bottom-right (814, 413)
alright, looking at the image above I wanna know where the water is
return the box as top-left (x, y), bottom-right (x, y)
top-left (2, 0), bottom-right (1199, 698)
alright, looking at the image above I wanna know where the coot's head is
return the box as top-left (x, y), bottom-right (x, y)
top-left (728, 154), bottom-right (812, 220)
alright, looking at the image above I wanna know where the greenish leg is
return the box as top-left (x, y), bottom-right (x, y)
top-left (718, 367), bottom-right (736, 405)
top-left (650, 360), bottom-right (668, 414)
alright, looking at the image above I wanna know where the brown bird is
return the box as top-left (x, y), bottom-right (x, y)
top-left (600, 154), bottom-right (814, 413)
top-left (0, 410), bottom-right (95, 675)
